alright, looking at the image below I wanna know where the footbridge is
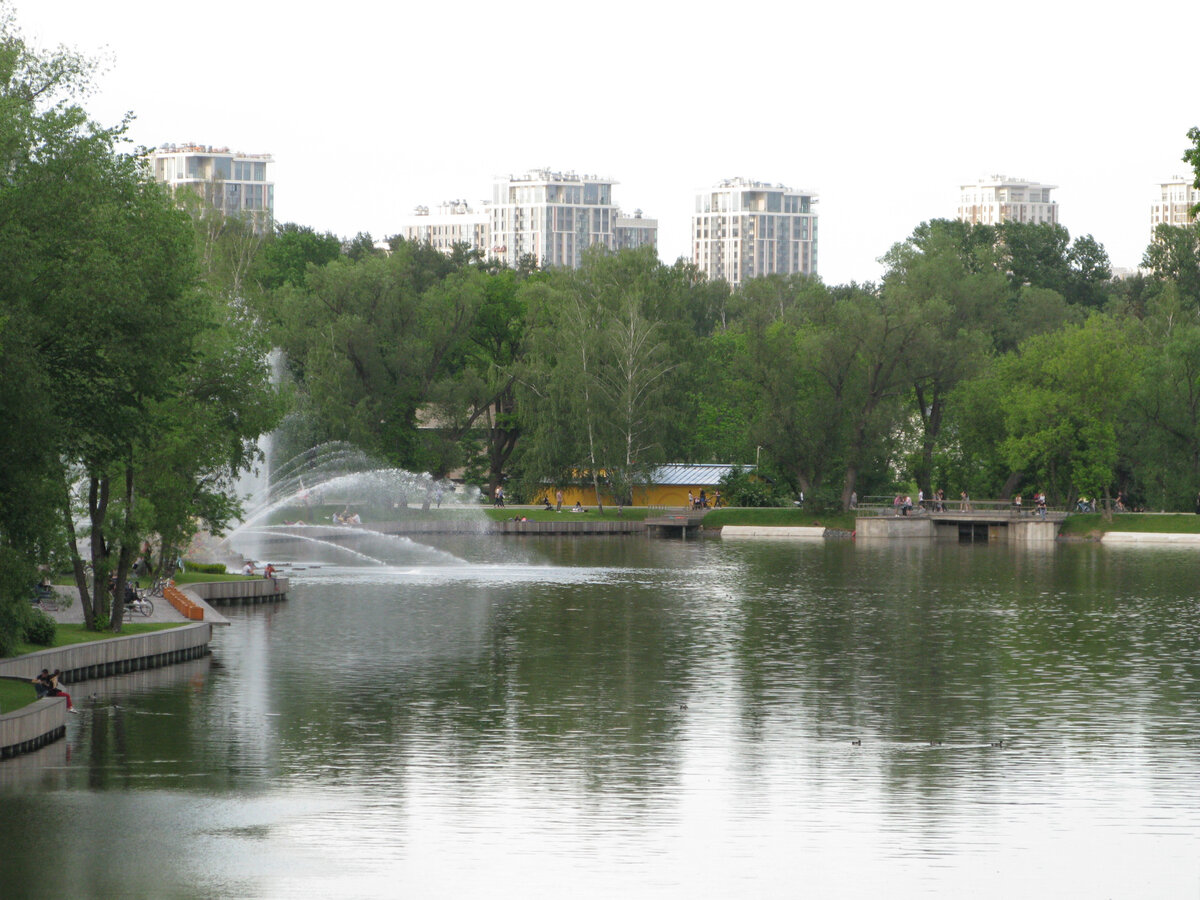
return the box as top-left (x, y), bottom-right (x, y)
top-left (855, 501), bottom-right (1067, 543)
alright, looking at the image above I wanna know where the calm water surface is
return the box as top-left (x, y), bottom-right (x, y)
top-left (2, 535), bottom-right (1199, 898)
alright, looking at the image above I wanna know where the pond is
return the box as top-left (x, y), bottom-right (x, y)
top-left (1, 534), bottom-right (1198, 897)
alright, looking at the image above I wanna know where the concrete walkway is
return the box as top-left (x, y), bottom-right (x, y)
top-left (42, 584), bottom-right (229, 626)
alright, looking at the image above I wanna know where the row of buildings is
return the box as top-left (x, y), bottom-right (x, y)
top-left (145, 145), bottom-right (1200, 288)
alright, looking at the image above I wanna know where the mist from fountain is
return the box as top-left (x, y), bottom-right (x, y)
top-left (226, 441), bottom-right (489, 570)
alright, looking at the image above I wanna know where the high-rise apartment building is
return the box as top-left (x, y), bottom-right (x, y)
top-left (691, 178), bottom-right (818, 288)
top-left (399, 200), bottom-right (490, 254)
top-left (614, 209), bottom-right (658, 252)
top-left (1150, 176), bottom-right (1200, 238)
top-left (146, 144), bottom-right (274, 232)
top-left (489, 169), bottom-right (633, 268)
top-left (396, 169), bottom-right (657, 269)
top-left (957, 175), bottom-right (1058, 227)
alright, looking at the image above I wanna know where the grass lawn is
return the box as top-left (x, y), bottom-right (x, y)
top-left (0, 677), bottom-right (40, 714)
top-left (1059, 512), bottom-right (1200, 538)
top-left (8, 622), bottom-right (184, 658)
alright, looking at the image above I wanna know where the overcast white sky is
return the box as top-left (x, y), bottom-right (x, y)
top-left (9, 0), bottom-right (1198, 284)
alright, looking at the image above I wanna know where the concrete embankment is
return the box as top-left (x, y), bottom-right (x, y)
top-left (1100, 532), bottom-right (1200, 545)
top-left (720, 526), bottom-right (828, 539)
top-left (0, 622), bottom-right (212, 760)
top-left (0, 576), bottom-right (285, 761)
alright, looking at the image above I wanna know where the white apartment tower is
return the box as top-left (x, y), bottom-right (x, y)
top-left (146, 144), bottom-right (274, 233)
top-left (399, 201), bottom-right (490, 254)
top-left (957, 175), bottom-right (1058, 227)
top-left (1150, 176), bottom-right (1200, 238)
top-left (489, 169), bottom-right (645, 269)
top-left (692, 179), bottom-right (818, 288)
top-left (396, 169), bottom-right (657, 268)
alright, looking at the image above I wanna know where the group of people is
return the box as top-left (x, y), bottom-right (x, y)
top-left (892, 489), bottom-right (963, 515)
top-left (1012, 492), bottom-right (1049, 517)
top-left (332, 507), bottom-right (361, 525)
top-left (687, 490), bottom-right (719, 510)
top-left (32, 668), bottom-right (76, 712)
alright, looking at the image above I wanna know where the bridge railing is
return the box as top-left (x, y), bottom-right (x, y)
top-left (855, 498), bottom-right (1064, 519)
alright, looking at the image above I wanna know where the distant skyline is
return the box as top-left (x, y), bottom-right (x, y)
top-left (9, 0), bottom-right (1199, 285)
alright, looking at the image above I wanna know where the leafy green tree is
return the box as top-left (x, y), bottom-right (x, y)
top-left (1142, 223), bottom-right (1200, 307)
top-left (265, 242), bottom-right (484, 471)
top-left (0, 10), bottom-right (281, 632)
top-left (880, 220), bottom-right (1008, 497)
top-left (1185, 125), bottom-right (1200, 218)
top-left (252, 222), bottom-right (342, 293)
top-left (990, 315), bottom-right (1136, 506)
top-left (516, 249), bottom-right (688, 507)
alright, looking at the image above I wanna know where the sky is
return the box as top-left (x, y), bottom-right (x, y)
top-left (8, 0), bottom-right (1199, 285)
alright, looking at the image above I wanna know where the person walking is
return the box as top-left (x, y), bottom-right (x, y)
top-left (555, 489), bottom-right (563, 513)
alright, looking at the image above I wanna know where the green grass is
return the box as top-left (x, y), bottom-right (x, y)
top-left (8, 622), bottom-right (184, 658)
top-left (0, 677), bottom-right (38, 714)
top-left (1058, 512), bottom-right (1200, 537)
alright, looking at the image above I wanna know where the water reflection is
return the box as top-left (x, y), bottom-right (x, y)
top-left (3, 537), bottom-right (1199, 897)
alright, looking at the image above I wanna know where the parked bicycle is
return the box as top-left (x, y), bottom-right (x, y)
top-left (31, 582), bottom-right (58, 612)
top-left (149, 576), bottom-right (169, 598)
top-left (124, 585), bottom-right (154, 618)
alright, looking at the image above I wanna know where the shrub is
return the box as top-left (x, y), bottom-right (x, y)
top-left (183, 561), bottom-right (226, 574)
top-left (24, 609), bottom-right (56, 646)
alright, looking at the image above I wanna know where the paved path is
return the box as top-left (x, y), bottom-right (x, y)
top-left (40, 585), bottom-right (228, 626)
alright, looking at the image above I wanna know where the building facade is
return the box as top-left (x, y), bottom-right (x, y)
top-left (146, 144), bottom-right (274, 232)
top-left (398, 201), bottom-right (491, 254)
top-left (957, 175), bottom-right (1058, 227)
top-left (396, 170), bottom-right (657, 269)
top-left (1150, 176), bottom-right (1200, 238)
top-left (613, 209), bottom-right (658, 252)
top-left (691, 179), bottom-right (818, 289)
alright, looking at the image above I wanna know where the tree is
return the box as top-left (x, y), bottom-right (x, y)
top-left (1185, 125), bottom-right (1200, 218)
top-left (990, 315), bottom-right (1136, 506)
top-left (252, 222), bottom-right (342, 293)
top-left (0, 10), bottom-right (281, 633)
top-left (880, 220), bottom-right (1008, 497)
top-left (265, 242), bottom-right (484, 471)
top-left (516, 249), bottom-right (687, 507)
top-left (1142, 223), bottom-right (1200, 307)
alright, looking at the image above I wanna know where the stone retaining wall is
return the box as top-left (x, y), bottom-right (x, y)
top-left (0, 622), bottom-right (213, 761)
top-left (0, 696), bottom-right (67, 759)
top-left (0, 622), bottom-right (212, 685)
top-left (720, 526), bottom-right (828, 539)
top-left (187, 576), bottom-right (289, 605)
top-left (1101, 532), bottom-right (1200, 545)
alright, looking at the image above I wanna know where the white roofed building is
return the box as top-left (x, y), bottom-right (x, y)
top-left (957, 175), bottom-right (1058, 227)
top-left (692, 178), bottom-right (818, 289)
top-left (146, 143), bottom-right (274, 233)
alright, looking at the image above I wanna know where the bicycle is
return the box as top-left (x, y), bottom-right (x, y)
top-left (124, 588), bottom-right (154, 618)
top-left (31, 584), bottom-right (58, 613)
top-left (149, 576), bottom-right (169, 598)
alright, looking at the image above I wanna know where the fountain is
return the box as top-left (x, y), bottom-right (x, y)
top-left (222, 441), bottom-right (489, 571)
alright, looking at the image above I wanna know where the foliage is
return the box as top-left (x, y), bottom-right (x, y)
top-left (22, 608), bottom-right (55, 645)
top-left (183, 561), bottom-right (227, 575)
top-left (0, 12), bottom-right (281, 637)
top-left (717, 466), bottom-right (780, 507)
top-left (1185, 125), bottom-right (1200, 219)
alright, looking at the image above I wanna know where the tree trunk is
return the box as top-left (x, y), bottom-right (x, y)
top-left (60, 473), bottom-right (95, 629)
